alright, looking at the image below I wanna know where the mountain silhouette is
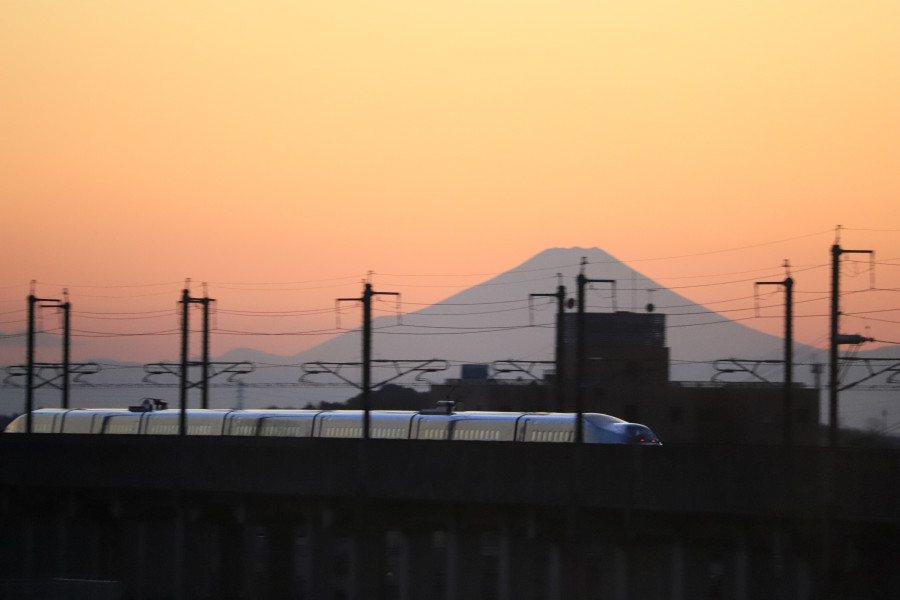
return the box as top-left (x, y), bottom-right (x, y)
top-left (229, 246), bottom-right (818, 373)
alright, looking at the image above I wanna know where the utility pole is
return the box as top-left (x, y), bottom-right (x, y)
top-left (530, 274), bottom-right (567, 412)
top-left (179, 283), bottom-right (216, 436)
top-left (25, 284), bottom-right (63, 434)
top-left (829, 229), bottom-right (873, 448)
top-left (180, 287), bottom-right (189, 437)
top-left (339, 280), bottom-right (399, 439)
top-left (200, 285), bottom-right (213, 410)
top-left (575, 259), bottom-right (616, 444)
top-left (756, 261), bottom-right (794, 447)
top-left (60, 290), bottom-right (71, 409)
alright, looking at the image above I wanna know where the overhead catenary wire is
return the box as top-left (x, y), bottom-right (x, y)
top-left (3, 229), bottom-right (896, 362)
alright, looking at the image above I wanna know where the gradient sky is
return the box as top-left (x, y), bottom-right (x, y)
top-left (2, 1), bottom-right (898, 365)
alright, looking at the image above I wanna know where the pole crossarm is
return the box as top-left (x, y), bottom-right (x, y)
top-left (300, 359), bottom-right (449, 389)
top-left (5, 362), bottom-right (100, 388)
top-left (300, 362), bottom-right (364, 389)
top-left (838, 358), bottom-right (900, 391)
top-left (374, 359), bottom-right (449, 386)
top-left (490, 360), bottom-right (555, 381)
top-left (143, 361), bottom-right (254, 386)
top-left (711, 359), bottom-right (783, 384)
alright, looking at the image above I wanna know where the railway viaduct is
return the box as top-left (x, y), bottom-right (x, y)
top-left (1, 436), bottom-right (898, 600)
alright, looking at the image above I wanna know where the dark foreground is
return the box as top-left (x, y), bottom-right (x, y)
top-left (1, 435), bottom-right (898, 599)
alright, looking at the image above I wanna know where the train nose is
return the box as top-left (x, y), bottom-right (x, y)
top-left (625, 424), bottom-right (662, 445)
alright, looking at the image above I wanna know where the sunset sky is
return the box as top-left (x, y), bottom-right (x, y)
top-left (2, 1), bottom-right (898, 366)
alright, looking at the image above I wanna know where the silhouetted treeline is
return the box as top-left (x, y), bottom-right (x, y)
top-left (304, 384), bottom-right (433, 411)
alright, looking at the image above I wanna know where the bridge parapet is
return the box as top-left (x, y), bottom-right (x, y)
top-left (1, 436), bottom-right (897, 522)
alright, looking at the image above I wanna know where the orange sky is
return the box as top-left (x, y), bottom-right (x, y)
top-left (2, 1), bottom-right (898, 364)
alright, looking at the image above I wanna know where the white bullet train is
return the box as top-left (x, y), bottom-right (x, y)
top-left (5, 404), bottom-right (661, 445)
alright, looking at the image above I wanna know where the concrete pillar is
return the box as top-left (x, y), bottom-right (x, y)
top-left (293, 511), bottom-right (313, 598)
top-left (445, 519), bottom-right (481, 600)
top-left (217, 520), bottom-right (248, 600)
top-left (398, 528), bottom-right (434, 600)
top-left (734, 532), bottom-right (749, 600)
top-left (173, 507), bottom-right (186, 600)
top-left (795, 555), bottom-right (811, 600)
top-left (266, 520), bottom-right (296, 600)
top-left (546, 541), bottom-right (566, 600)
top-left (671, 540), bottom-right (685, 600)
top-left (307, 503), bottom-right (337, 599)
top-left (133, 520), bottom-right (148, 600)
top-left (614, 544), bottom-right (627, 600)
top-left (56, 506), bottom-right (69, 579)
top-left (23, 517), bottom-right (35, 585)
top-left (184, 515), bottom-right (217, 600)
top-left (139, 516), bottom-right (176, 600)
top-left (498, 523), bottom-right (538, 600)
top-left (348, 512), bottom-right (386, 600)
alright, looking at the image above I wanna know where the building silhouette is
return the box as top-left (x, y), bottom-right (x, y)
top-left (431, 311), bottom-right (820, 445)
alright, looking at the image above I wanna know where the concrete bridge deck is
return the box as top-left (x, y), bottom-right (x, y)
top-left (1, 436), bottom-right (898, 599)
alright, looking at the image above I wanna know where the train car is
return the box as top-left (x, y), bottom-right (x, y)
top-left (251, 410), bottom-right (322, 438)
top-left (436, 412), bottom-right (521, 442)
top-left (4, 408), bottom-right (661, 445)
top-left (315, 410), bottom-right (416, 439)
top-left (5, 408), bottom-right (67, 434)
top-left (516, 412), bottom-right (659, 444)
top-left (142, 409), bottom-right (233, 436)
top-left (4, 408), bottom-right (138, 434)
